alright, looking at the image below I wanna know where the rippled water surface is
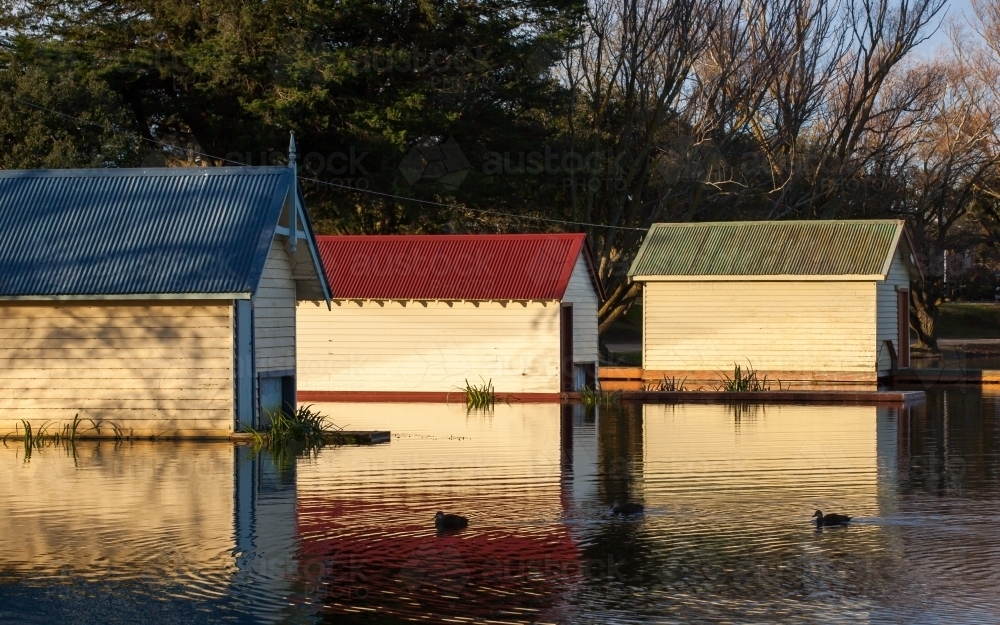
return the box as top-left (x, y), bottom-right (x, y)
top-left (1, 390), bottom-right (999, 624)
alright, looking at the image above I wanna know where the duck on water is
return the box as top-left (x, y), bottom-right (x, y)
top-left (813, 510), bottom-right (851, 527)
top-left (434, 511), bottom-right (468, 530)
top-left (610, 502), bottom-right (644, 516)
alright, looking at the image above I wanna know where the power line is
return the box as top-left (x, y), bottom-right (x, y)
top-left (0, 90), bottom-right (644, 231)
top-left (296, 175), bottom-right (645, 231)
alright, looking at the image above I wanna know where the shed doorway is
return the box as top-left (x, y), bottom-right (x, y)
top-left (561, 304), bottom-right (573, 392)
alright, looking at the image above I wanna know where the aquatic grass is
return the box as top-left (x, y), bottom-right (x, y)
top-left (718, 362), bottom-right (771, 392)
top-left (15, 415), bottom-right (112, 460)
top-left (464, 378), bottom-right (496, 410)
top-left (57, 414), bottom-right (90, 440)
top-left (268, 405), bottom-right (332, 449)
top-left (581, 386), bottom-right (622, 408)
top-left (242, 405), bottom-right (340, 459)
top-left (643, 375), bottom-right (687, 392)
top-left (87, 419), bottom-right (131, 441)
top-left (731, 402), bottom-right (765, 422)
top-left (20, 419), bottom-right (50, 459)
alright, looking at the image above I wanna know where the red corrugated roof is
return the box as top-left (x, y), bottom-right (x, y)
top-left (316, 234), bottom-right (599, 300)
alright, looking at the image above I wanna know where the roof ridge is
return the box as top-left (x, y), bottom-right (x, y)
top-left (630, 220), bottom-right (909, 279)
top-left (0, 168), bottom-right (297, 297)
top-left (651, 219), bottom-right (903, 227)
top-left (0, 167), bottom-right (289, 178)
top-left (315, 234), bottom-right (596, 300)
top-left (315, 233), bottom-right (586, 239)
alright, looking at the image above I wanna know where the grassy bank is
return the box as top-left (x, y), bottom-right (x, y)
top-left (936, 303), bottom-right (1000, 339)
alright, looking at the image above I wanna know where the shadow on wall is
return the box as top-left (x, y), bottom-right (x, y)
top-left (0, 301), bottom-right (234, 437)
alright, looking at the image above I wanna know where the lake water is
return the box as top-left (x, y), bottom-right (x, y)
top-left (1, 390), bottom-right (998, 624)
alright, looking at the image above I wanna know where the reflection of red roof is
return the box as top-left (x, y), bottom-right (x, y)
top-left (297, 498), bottom-right (581, 622)
top-left (316, 234), bottom-right (603, 300)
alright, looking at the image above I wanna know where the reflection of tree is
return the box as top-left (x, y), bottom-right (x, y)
top-left (577, 403), bottom-right (661, 586)
top-left (596, 404), bottom-right (644, 506)
top-left (900, 388), bottom-right (1000, 496)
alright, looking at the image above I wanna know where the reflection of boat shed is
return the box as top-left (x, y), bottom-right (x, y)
top-left (297, 234), bottom-right (603, 399)
top-left (628, 220), bottom-right (922, 387)
top-left (0, 165), bottom-right (330, 437)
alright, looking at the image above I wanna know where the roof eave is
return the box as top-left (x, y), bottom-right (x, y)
top-left (631, 274), bottom-right (887, 282)
top-left (900, 225), bottom-right (926, 282)
top-left (559, 235), bottom-right (605, 302)
top-left (295, 185), bottom-right (333, 308)
top-left (0, 292), bottom-right (251, 301)
top-left (626, 225), bottom-right (657, 281)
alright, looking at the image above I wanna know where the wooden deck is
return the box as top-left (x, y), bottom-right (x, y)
top-left (617, 390), bottom-right (924, 405)
top-left (891, 368), bottom-right (1000, 385)
top-left (598, 366), bottom-right (880, 391)
top-left (601, 365), bottom-right (1000, 390)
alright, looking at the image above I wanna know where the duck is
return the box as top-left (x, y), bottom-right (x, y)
top-left (609, 501), bottom-right (644, 516)
top-left (813, 509), bottom-right (851, 527)
top-left (434, 511), bottom-right (469, 530)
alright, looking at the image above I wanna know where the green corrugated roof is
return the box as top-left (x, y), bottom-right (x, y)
top-left (628, 220), bottom-right (905, 278)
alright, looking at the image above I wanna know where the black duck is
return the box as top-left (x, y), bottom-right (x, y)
top-left (434, 511), bottom-right (468, 530)
top-left (610, 501), bottom-right (644, 516)
top-left (813, 509), bottom-right (851, 527)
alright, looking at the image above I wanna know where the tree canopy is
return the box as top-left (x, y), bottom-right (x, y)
top-left (4, 0), bottom-right (1000, 344)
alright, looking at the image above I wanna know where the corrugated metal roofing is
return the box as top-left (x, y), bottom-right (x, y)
top-left (628, 220), bottom-right (906, 278)
top-left (0, 167), bottom-right (292, 296)
top-left (316, 234), bottom-right (594, 300)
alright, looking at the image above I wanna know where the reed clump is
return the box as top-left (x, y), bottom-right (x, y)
top-left (644, 375), bottom-right (687, 392)
top-left (718, 362), bottom-right (771, 392)
top-left (464, 378), bottom-right (496, 410)
top-left (244, 404), bottom-right (337, 453)
top-left (10, 415), bottom-right (129, 460)
top-left (581, 386), bottom-right (622, 408)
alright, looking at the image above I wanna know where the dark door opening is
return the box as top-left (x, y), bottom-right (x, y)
top-left (560, 304), bottom-right (573, 392)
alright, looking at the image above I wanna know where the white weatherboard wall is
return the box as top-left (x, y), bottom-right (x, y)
top-left (876, 248), bottom-right (910, 374)
top-left (642, 280), bottom-right (877, 374)
top-left (297, 300), bottom-right (562, 393)
top-left (254, 236), bottom-right (297, 373)
top-left (0, 301), bottom-right (234, 436)
top-left (563, 254), bottom-right (600, 368)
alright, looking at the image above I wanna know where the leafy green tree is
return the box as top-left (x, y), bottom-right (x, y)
top-left (0, 0), bottom-right (584, 233)
top-left (0, 40), bottom-right (143, 168)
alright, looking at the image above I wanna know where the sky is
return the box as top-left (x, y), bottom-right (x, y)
top-left (915, 0), bottom-right (975, 58)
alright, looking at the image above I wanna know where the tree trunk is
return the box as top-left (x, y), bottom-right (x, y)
top-left (598, 282), bottom-right (641, 335)
top-left (910, 283), bottom-right (939, 351)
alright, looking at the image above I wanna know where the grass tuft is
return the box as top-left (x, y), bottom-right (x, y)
top-left (242, 404), bottom-right (340, 462)
top-left (464, 378), bottom-right (496, 410)
top-left (643, 375), bottom-right (687, 392)
top-left (581, 386), bottom-right (622, 408)
top-left (718, 362), bottom-right (771, 392)
top-left (17, 414), bottom-right (108, 460)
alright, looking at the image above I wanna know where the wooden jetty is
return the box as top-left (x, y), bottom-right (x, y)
top-left (892, 368), bottom-right (1000, 385)
top-left (616, 390), bottom-right (924, 405)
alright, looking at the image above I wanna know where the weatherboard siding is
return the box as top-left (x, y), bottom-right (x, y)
top-left (0, 301), bottom-right (234, 436)
top-left (253, 237), bottom-right (297, 373)
top-left (642, 281), bottom-right (877, 374)
top-left (562, 254), bottom-right (600, 368)
top-left (876, 250), bottom-right (910, 374)
top-left (297, 300), bottom-right (562, 393)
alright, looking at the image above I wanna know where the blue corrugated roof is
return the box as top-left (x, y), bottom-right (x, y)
top-left (0, 167), bottom-right (293, 297)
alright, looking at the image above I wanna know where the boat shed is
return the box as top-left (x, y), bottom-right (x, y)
top-left (297, 234), bottom-right (604, 400)
top-left (0, 162), bottom-right (331, 438)
top-left (628, 220), bottom-right (923, 388)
